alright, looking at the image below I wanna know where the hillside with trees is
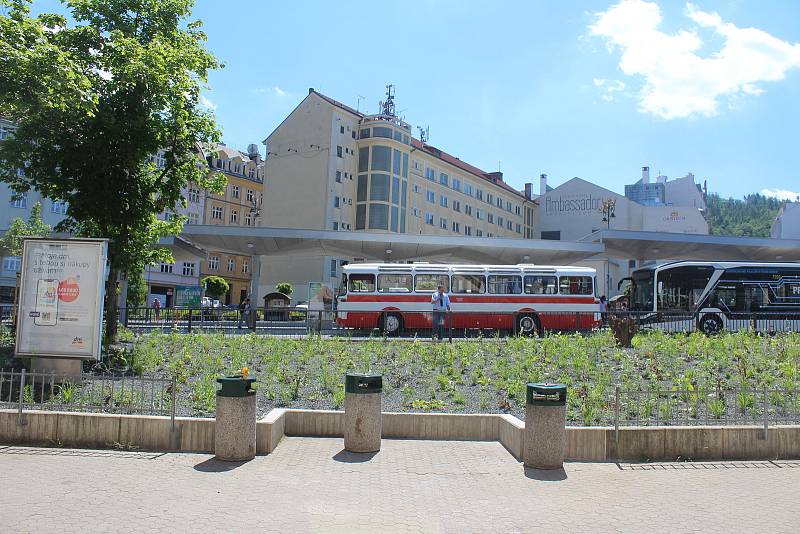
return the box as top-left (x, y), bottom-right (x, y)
top-left (704, 193), bottom-right (785, 237)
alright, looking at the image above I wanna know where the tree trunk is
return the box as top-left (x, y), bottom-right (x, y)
top-left (105, 267), bottom-right (119, 345)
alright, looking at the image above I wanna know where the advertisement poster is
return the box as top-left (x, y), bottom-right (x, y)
top-left (308, 282), bottom-right (333, 311)
top-left (16, 238), bottom-right (108, 359)
top-left (174, 285), bottom-right (201, 307)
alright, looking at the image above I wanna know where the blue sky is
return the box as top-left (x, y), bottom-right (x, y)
top-left (31, 0), bottom-right (800, 200)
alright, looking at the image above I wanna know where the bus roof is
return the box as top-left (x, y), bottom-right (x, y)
top-left (342, 263), bottom-right (597, 275)
top-left (646, 260), bottom-right (800, 272)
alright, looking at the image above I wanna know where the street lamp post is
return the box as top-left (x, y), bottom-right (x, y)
top-left (600, 198), bottom-right (616, 229)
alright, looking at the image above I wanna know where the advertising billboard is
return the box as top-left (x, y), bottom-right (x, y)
top-left (15, 238), bottom-right (108, 360)
top-left (174, 285), bottom-right (201, 307)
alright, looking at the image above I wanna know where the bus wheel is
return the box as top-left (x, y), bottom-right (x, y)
top-left (381, 313), bottom-right (403, 336)
top-left (699, 314), bottom-right (723, 335)
top-left (517, 314), bottom-right (541, 337)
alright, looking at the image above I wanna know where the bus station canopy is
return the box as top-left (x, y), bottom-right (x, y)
top-left (581, 230), bottom-right (800, 262)
top-left (179, 225), bottom-right (604, 264)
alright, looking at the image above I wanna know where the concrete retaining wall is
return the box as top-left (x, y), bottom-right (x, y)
top-left (3, 408), bottom-right (799, 461)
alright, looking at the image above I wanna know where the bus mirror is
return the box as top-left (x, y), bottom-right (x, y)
top-left (617, 277), bottom-right (631, 291)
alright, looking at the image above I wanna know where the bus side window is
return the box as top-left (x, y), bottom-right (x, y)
top-left (348, 274), bottom-right (375, 292)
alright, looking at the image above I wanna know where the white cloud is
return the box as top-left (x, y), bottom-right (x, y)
top-left (589, 0), bottom-right (800, 119)
top-left (593, 78), bottom-right (626, 101)
top-left (199, 95), bottom-right (217, 110)
top-left (761, 188), bottom-right (800, 201)
top-left (253, 86), bottom-right (293, 98)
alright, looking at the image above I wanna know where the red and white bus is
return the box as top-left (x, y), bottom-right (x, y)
top-left (335, 263), bottom-right (600, 335)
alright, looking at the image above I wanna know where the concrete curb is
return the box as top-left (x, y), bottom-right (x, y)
top-left (2, 409), bottom-right (799, 461)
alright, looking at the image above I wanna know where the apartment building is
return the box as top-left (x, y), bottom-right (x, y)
top-left (259, 88), bottom-right (535, 302)
top-left (199, 144), bottom-right (264, 304)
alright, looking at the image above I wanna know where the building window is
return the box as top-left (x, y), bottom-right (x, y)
top-left (10, 193), bottom-right (27, 209)
top-left (516, 224), bottom-right (522, 233)
top-left (209, 256), bottom-right (219, 270)
top-left (440, 217), bottom-right (448, 229)
top-left (507, 220), bottom-right (513, 230)
top-left (476, 229), bottom-right (483, 237)
top-left (425, 212), bottom-right (434, 225)
top-left (227, 259), bottom-right (235, 272)
top-left (0, 125), bottom-right (10, 140)
top-left (506, 201), bottom-right (512, 212)
top-left (487, 193), bottom-right (493, 205)
top-left (230, 209), bottom-right (239, 223)
top-left (452, 178), bottom-right (461, 191)
top-left (330, 259), bottom-right (338, 278)
top-left (231, 185), bottom-right (240, 199)
top-left (334, 196), bottom-right (341, 208)
top-left (476, 209), bottom-right (484, 220)
top-left (629, 260), bottom-right (637, 268)
top-left (452, 200), bottom-right (460, 212)
top-left (340, 125), bottom-right (345, 134)
top-left (182, 262), bottom-right (195, 277)
top-left (439, 173), bottom-right (449, 186)
top-left (211, 206), bottom-right (224, 220)
top-left (426, 190), bottom-right (435, 203)
top-left (246, 189), bottom-right (255, 202)
top-left (336, 171), bottom-right (342, 183)
top-left (160, 263), bottom-right (174, 274)
top-left (51, 199), bottom-right (68, 214)
top-left (452, 221), bottom-right (460, 233)
top-left (188, 188), bottom-right (201, 203)
top-left (242, 260), bottom-right (249, 274)
top-left (244, 212), bottom-right (252, 226)
top-left (476, 189), bottom-right (484, 201)
top-left (337, 146), bottom-right (343, 158)
top-left (465, 226), bottom-right (472, 236)
top-left (332, 221), bottom-right (339, 230)
top-left (464, 204), bottom-right (472, 216)
top-left (440, 195), bottom-right (448, 208)
top-left (351, 131), bottom-right (356, 139)
top-left (516, 205), bottom-right (521, 216)
top-left (498, 216), bottom-right (504, 227)
top-left (464, 184), bottom-right (473, 196)
top-left (488, 213), bottom-right (494, 224)
top-left (541, 231), bottom-right (561, 240)
top-left (3, 256), bottom-right (21, 272)
top-left (425, 167), bottom-right (435, 181)
top-left (188, 212), bottom-right (199, 225)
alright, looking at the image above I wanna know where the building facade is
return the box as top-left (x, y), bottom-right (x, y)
top-left (198, 144), bottom-right (264, 305)
top-left (772, 202), bottom-right (800, 239)
top-left (259, 89), bottom-right (534, 303)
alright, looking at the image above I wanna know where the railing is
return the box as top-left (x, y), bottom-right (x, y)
top-left (0, 368), bottom-right (177, 425)
top-left (119, 307), bottom-right (800, 338)
top-left (569, 386), bottom-right (800, 433)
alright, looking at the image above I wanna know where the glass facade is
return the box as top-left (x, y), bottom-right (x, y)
top-left (354, 142), bottom-right (408, 233)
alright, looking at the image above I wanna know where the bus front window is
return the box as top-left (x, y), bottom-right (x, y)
top-left (337, 274), bottom-right (348, 297)
top-left (656, 266), bottom-right (714, 312)
top-left (630, 270), bottom-right (654, 311)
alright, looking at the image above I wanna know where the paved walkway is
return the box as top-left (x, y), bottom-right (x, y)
top-left (1, 438), bottom-right (799, 533)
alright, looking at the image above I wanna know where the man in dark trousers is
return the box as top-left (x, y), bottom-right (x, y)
top-left (431, 284), bottom-right (451, 341)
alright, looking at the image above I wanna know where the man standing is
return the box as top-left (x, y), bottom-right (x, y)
top-left (431, 284), bottom-right (451, 341)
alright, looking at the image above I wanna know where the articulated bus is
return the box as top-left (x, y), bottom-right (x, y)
top-left (623, 261), bottom-right (800, 333)
top-left (336, 263), bottom-right (600, 335)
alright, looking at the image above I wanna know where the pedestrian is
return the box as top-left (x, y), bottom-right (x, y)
top-left (599, 295), bottom-right (608, 325)
top-left (152, 297), bottom-right (161, 321)
top-left (431, 284), bottom-right (451, 341)
top-left (244, 298), bottom-right (253, 330)
top-left (237, 298), bottom-right (246, 329)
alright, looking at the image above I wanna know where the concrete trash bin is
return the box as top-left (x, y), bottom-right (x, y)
top-left (344, 373), bottom-right (382, 453)
top-left (214, 373), bottom-right (257, 461)
top-left (524, 383), bottom-right (567, 469)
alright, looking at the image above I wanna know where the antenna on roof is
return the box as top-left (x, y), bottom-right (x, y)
top-left (417, 125), bottom-right (429, 144)
top-left (378, 84), bottom-right (396, 117)
top-left (356, 94), bottom-right (365, 112)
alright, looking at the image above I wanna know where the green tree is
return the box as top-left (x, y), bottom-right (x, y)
top-left (0, 0), bottom-right (225, 343)
top-left (125, 270), bottom-right (148, 308)
top-left (705, 193), bottom-right (784, 237)
top-left (0, 201), bottom-right (51, 255)
top-left (276, 282), bottom-right (293, 296)
top-left (202, 275), bottom-right (228, 300)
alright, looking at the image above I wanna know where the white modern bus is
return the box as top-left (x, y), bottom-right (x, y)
top-left (622, 261), bottom-right (800, 333)
top-left (336, 263), bottom-right (600, 335)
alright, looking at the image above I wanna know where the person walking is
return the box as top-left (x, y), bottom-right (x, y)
top-left (152, 297), bottom-right (161, 321)
top-left (599, 295), bottom-right (608, 325)
top-left (238, 299), bottom-right (246, 329)
top-left (431, 284), bottom-right (451, 341)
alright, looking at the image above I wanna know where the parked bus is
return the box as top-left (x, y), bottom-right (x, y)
top-left (336, 263), bottom-right (600, 336)
top-left (622, 261), bottom-right (800, 333)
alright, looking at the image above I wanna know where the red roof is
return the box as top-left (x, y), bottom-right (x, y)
top-left (310, 89), bottom-right (527, 201)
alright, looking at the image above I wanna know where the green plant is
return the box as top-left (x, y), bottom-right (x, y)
top-left (202, 276), bottom-right (230, 300)
top-left (275, 282), bottom-right (293, 296)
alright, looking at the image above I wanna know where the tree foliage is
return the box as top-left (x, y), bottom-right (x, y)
top-left (0, 0), bottom-right (225, 341)
top-left (276, 282), bottom-right (293, 296)
top-left (202, 275), bottom-right (228, 300)
top-left (0, 201), bottom-right (51, 255)
top-left (705, 193), bottom-right (784, 237)
top-left (125, 269), bottom-right (148, 307)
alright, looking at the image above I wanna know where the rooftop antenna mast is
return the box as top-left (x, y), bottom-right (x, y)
top-left (356, 94), bottom-right (365, 112)
top-left (378, 84), bottom-right (396, 117)
top-left (417, 125), bottom-right (429, 144)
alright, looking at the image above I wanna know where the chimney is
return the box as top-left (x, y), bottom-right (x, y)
top-left (524, 183), bottom-right (533, 200)
top-left (486, 171), bottom-right (503, 183)
top-left (540, 174), bottom-right (548, 195)
top-left (642, 166), bottom-right (650, 184)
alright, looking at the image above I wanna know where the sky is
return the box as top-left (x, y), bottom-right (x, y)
top-left (29, 0), bottom-right (800, 200)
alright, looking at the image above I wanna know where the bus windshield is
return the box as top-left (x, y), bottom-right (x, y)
top-left (630, 269), bottom-right (654, 311)
top-left (656, 265), bottom-right (714, 312)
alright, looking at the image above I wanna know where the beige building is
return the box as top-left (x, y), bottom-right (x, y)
top-left (259, 89), bottom-right (535, 303)
top-left (199, 144), bottom-right (264, 305)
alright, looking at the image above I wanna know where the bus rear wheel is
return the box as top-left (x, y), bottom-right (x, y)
top-left (516, 314), bottom-right (541, 338)
top-left (381, 313), bottom-right (403, 336)
top-left (699, 314), bottom-right (723, 335)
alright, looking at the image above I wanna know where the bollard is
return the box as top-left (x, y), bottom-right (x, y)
top-left (344, 373), bottom-right (382, 453)
top-left (524, 383), bottom-right (567, 470)
top-left (214, 371), bottom-right (257, 461)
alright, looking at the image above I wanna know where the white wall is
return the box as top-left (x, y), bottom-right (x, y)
top-left (772, 203), bottom-right (800, 239)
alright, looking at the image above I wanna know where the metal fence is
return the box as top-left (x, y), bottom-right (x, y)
top-left (0, 368), bottom-right (176, 424)
top-left (119, 307), bottom-right (800, 338)
top-left (567, 386), bottom-right (800, 432)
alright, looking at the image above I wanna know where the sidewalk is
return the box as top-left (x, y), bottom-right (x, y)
top-left (1, 438), bottom-right (798, 533)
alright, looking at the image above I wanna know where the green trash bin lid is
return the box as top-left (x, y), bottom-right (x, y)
top-left (217, 375), bottom-right (256, 397)
top-left (345, 373), bottom-right (382, 394)
top-left (526, 383), bottom-right (567, 406)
